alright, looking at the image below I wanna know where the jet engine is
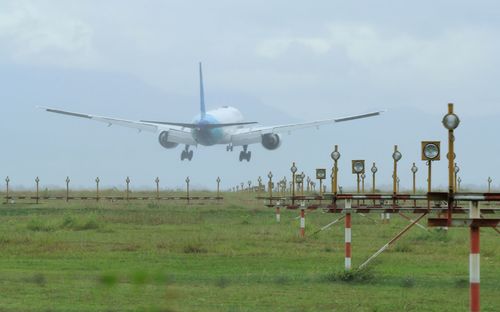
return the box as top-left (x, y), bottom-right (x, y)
top-left (261, 133), bottom-right (282, 150)
top-left (158, 131), bottom-right (179, 149)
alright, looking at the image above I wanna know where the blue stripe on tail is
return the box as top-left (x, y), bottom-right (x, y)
top-left (199, 62), bottom-right (206, 119)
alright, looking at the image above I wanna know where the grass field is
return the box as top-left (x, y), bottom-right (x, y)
top-left (0, 192), bottom-right (498, 311)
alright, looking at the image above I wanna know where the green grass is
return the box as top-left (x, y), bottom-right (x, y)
top-left (0, 192), bottom-right (498, 311)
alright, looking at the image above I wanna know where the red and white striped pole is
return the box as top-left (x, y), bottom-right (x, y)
top-left (470, 201), bottom-right (480, 312)
top-left (276, 205), bottom-right (281, 223)
top-left (300, 202), bottom-right (305, 237)
top-left (345, 199), bottom-right (352, 270)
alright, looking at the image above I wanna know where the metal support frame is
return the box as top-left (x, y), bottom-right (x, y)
top-left (359, 212), bottom-right (428, 269)
top-left (398, 212), bottom-right (428, 232)
top-left (345, 199), bottom-right (352, 270)
top-left (299, 202), bottom-right (305, 237)
top-left (470, 201), bottom-right (480, 312)
top-left (312, 214), bottom-right (346, 236)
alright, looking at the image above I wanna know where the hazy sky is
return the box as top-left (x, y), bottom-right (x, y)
top-left (1, 1), bottom-right (500, 191)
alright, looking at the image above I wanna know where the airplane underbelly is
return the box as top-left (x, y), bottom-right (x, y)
top-left (192, 128), bottom-right (224, 146)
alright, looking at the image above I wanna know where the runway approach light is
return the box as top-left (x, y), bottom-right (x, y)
top-left (442, 110), bottom-right (461, 130)
top-left (422, 141), bottom-right (441, 161)
top-left (411, 163), bottom-right (418, 174)
top-left (331, 149), bottom-right (341, 161)
top-left (392, 149), bottom-right (402, 162)
top-left (296, 173), bottom-right (304, 184)
top-left (291, 163), bottom-right (297, 174)
top-left (352, 160), bottom-right (365, 174)
top-left (316, 169), bottom-right (326, 180)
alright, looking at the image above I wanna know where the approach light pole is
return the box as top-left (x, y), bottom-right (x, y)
top-left (291, 162), bottom-right (297, 206)
top-left (267, 172), bottom-right (273, 204)
top-left (35, 177), bottom-right (40, 205)
top-left (442, 103), bottom-right (460, 225)
top-left (391, 146), bottom-right (402, 221)
top-left (361, 173), bottom-right (366, 193)
top-left (411, 163), bottom-right (418, 195)
top-left (331, 146), bottom-right (341, 195)
top-left (392, 145), bottom-right (402, 195)
top-left (155, 177), bottom-right (160, 200)
top-left (316, 169), bottom-right (326, 196)
top-left (352, 160), bottom-right (365, 208)
top-left (371, 163), bottom-right (377, 193)
top-left (296, 172), bottom-right (304, 197)
top-left (488, 177), bottom-right (492, 193)
top-left (95, 177), bottom-right (100, 202)
top-left (125, 177), bottom-right (130, 202)
top-left (422, 141), bottom-right (440, 194)
top-left (411, 163), bottom-right (418, 207)
top-left (216, 177), bottom-right (221, 198)
top-left (5, 177), bottom-right (10, 204)
top-left (300, 172), bottom-right (305, 196)
top-left (454, 164), bottom-right (460, 193)
top-left (371, 163), bottom-right (378, 207)
top-left (65, 176), bottom-right (70, 202)
top-left (186, 177), bottom-right (190, 204)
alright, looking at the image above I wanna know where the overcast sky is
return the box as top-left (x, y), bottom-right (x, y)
top-left (1, 1), bottom-right (500, 191)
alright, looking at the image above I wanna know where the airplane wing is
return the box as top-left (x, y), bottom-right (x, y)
top-left (230, 110), bottom-right (384, 146)
top-left (40, 107), bottom-right (197, 145)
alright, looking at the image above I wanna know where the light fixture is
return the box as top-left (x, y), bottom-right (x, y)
top-left (442, 111), bottom-right (460, 130)
top-left (352, 160), bottom-right (365, 174)
top-left (331, 147), bottom-right (341, 161)
top-left (316, 169), bottom-right (326, 179)
top-left (296, 174), bottom-right (303, 184)
top-left (392, 150), bottom-right (402, 162)
top-left (421, 141), bottom-right (441, 161)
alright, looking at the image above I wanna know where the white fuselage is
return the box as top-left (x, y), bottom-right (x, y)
top-left (191, 106), bottom-right (245, 146)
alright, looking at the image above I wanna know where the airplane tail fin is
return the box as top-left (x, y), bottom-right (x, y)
top-left (199, 62), bottom-right (206, 119)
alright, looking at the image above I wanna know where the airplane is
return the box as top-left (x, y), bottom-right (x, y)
top-left (42, 63), bottom-right (384, 162)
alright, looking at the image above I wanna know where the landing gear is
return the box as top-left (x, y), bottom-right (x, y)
top-left (226, 144), bottom-right (234, 152)
top-left (181, 145), bottom-right (193, 161)
top-left (239, 145), bottom-right (251, 162)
